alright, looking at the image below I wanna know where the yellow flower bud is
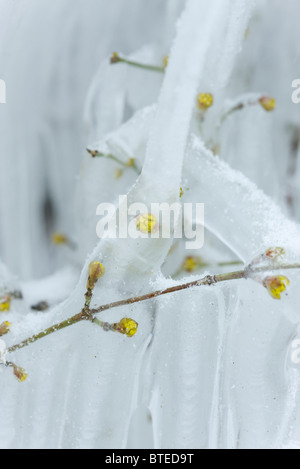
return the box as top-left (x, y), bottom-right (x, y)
top-left (51, 232), bottom-right (68, 245)
top-left (126, 158), bottom-right (135, 167)
top-left (259, 96), bottom-right (276, 112)
top-left (0, 321), bottom-right (10, 336)
top-left (12, 364), bottom-right (27, 382)
top-left (0, 296), bottom-right (11, 312)
top-left (163, 55), bottom-right (169, 68)
top-left (136, 214), bottom-right (158, 234)
top-left (110, 52), bottom-right (120, 64)
top-left (263, 276), bottom-right (290, 300)
top-left (114, 318), bottom-right (138, 337)
top-left (87, 261), bottom-right (105, 290)
top-left (114, 169), bottom-right (123, 179)
top-left (197, 93), bottom-right (214, 111)
top-left (182, 256), bottom-right (203, 272)
top-left (179, 187), bottom-right (184, 198)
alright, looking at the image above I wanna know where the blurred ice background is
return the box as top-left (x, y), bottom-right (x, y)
top-left (0, 0), bottom-right (185, 279)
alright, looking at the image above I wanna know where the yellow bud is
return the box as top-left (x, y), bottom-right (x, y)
top-left (259, 96), bottom-right (276, 112)
top-left (263, 276), bottom-right (290, 300)
top-left (51, 232), bottom-right (68, 245)
top-left (0, 296), bottom-right (11, 312)
top-left (136, 214), bottom-right (158, 234)
top-left (0, 321), bottom-right (10, 336)
top-left (126, 158), bottom-right (135, 167)
top-left (87, 261), bottom-right (105, 290)
top-left (179, 187), bottom-right (184, 198)
top-left (163, 55), bottom-right (169, 68)
top-left (114, 318), bottom-right (138, 337)
top-left (110, 52), bottom-right (120, 64)
top-left (182, 256), bottom-right (202, 272)
top-left (12, 364), bottom-right (27, 382)
top-left (197, 93), bottom-right (214, 110)
top-left (114, 169), bottom-right (123, 179)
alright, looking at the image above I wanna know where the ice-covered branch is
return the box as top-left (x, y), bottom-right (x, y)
top-left (6, 253), bottom-right (300, 357)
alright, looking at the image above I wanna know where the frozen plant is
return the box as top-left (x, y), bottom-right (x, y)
top-left (0, 0), bottom-right (300, 450)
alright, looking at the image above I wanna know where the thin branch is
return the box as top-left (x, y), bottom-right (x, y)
top-left (6, 262), bottom-right (300, 354)
top-left (172, 258), bottom-right (243, 278)
top-left (7, 311), bottom-right (89, 353)
top-left (91, 270), bottom-right (246, 315)
top-left (87, 149), bottom-right (140, 174)
top-left (111, 55), bottom-right (165, 73)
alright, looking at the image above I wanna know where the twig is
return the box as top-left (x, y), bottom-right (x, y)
top-left (87, 149), bottom-right (140, 174)
top-left (110, 53), bottom-right (165, 73)
top-left (7, 262), bottom-right (300, 354)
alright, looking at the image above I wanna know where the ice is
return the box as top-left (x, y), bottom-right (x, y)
top-left (0, 339), bottom-right (6, 365)
top-left (0, 0), bottom-right (300, 451)
top-left (186, 135), bottom-right (300, 262)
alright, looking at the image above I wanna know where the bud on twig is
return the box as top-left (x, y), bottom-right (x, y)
top-left (264, 247), bottom-right (285, 260)
top-left (249, 247), bottom-right (286, 268)
top-left (0, 321), bottom-right (10, 336)
top-left (112, 318), bottom-right (138, 337)
top-left (263, 275), bottom-right (290, 300)
top-left (259, 96), bottom-right (276, 112)
top-left (51, 232), bottom-right (68, 245)
top-left (110, 52), bottom-right (120, 64)
top-left (0, 295), bottom-right (11, 312)
top-left (136, 214), bottom-right (158, 234)
top-left (197, 93), bottom-right (214, 111)
top-left (11, 363), bottom-right (27, 382)
top-left (87, 261), bottom-right (105, 290)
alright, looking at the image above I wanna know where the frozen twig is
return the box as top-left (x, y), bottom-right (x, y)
top-left (110, 52), bottom-right (165, 73)
top-left (6, 260), bottom-right (300, 355)
top-left (87, 149), bottom-right (140, 174)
